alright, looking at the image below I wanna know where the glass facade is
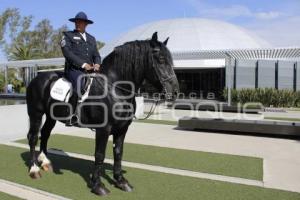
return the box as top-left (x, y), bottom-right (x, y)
top-left (233, 60), bottom-right (299, 91)
top-left (175, 69), bottom-right (225, 99)
top-left (140, 60), bottom-right (299, 101)
top-left (258, 60), bottom-right (276, 88)
top-left (140, 68), bottom-right (225, 100)
top-left (278, 61), bottom-right (294, 90)
top-left (235, 60), bottom-right (256, 89)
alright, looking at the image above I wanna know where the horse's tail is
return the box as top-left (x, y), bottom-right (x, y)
top-left (26, 72), bottom-right (60, 138)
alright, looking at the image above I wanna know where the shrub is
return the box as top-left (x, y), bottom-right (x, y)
top-left (223, 88), bottom-right (300, 108)
top-left (19, 87), bottom-right (26, 94)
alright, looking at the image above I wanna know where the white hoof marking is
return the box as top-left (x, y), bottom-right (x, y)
top-left (29, 163), bottom-right (40, 173)
top-left (38, 152), bottom-right (51, 166)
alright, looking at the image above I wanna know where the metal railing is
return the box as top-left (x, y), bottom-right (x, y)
top-left (0, 57), bottom-right (65, 93)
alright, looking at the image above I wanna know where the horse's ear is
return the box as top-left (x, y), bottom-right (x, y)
top-left (151, 32), bottom-right (158, 41)
top-left (163, 37), bottom-right (169, 46)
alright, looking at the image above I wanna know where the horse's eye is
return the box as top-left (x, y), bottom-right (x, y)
top-left (153, 47), bottom-right (160, 53)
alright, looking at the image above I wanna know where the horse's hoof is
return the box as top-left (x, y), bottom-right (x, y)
top-left (115, 180), bottom-right (134, 192)
top-left (29, 171), bottom-right (42, 179)
top-left (41, 163), bottom-right (53, 172)
top-left (29, 164), bottom-right (41, 179)
top-left (91, 184), bottom-right (111, 196)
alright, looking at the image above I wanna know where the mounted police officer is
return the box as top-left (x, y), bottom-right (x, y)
top-left (60, 11), bottom-right (101, 125)
top-left (61, 11), bottom-right (101, 95)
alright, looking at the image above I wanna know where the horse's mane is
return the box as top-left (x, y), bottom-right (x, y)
top-left (101, 40), bottom-right (151, 84)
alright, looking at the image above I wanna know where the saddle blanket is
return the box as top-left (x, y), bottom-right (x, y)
top-left (50, 78), bottom-right (72, 102)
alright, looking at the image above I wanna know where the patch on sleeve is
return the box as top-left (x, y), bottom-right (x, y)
top-left (60, 36), bottom-right (66, 47)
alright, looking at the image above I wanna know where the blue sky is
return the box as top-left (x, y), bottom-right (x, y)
top-left (1, 0), bottom-right (300, 61)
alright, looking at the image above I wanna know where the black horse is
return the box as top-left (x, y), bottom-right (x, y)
top-left (26, 32), bottom-right (179, 196)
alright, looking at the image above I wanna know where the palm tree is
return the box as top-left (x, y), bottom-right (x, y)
top-left (9, 43), bottom-right (37, 61)
top-left (8, 43), bottom-right (38, 91)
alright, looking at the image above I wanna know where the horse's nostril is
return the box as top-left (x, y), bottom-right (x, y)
top-left (174, 90), bottom-right (178, 97)
top-left (163, 88), bottom-right (167, 95)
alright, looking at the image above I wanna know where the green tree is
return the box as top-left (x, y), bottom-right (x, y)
top-left (0, 8), bottom-right (68, 60)
top-left (0, 72), bottom-right (4, 92)
top-left (0, 68), bottom-right (23, 93)
top-left (8, 69), bottom-right (23, 92)
top-left (0, 8), bottom-right (21, 45)
top-left (1, 8), bottom-right (106, 60)
top-left (0, 8), bottom-right (106, 93)
top-left (96, 41), bottom-right (105, 50)
top-left (9, 44), bottom-right (37, 60)
top-left (0, 8), bottom-right (68, 92)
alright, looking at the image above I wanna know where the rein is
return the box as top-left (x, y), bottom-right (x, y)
top-left (133, 99), bottom-right (161, 120)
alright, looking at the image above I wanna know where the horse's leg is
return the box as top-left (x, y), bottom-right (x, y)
top-left (113, 125), bottom-right (133, 192)
top-left (91, 128), bottom-right (111, 196)
top-left (27, 116), bottom-right (42, 179)
top-left (38, 115), bottom-right (56, 172)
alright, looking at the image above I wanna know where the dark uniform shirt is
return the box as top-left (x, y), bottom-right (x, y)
top-left (61, 29), bottom-right (101, 71)
top-left (60, 30), bottom-right (101, 93)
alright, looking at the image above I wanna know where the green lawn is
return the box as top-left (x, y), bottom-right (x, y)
top-left (133, 119), bottom-right (177, 125)
top-left (16, 134), bottom-right (263, 180)
top-left (265, 117), bottom-right (300, 122)
top-left (287, 108), bottom-right (300, 111)
top-left (0, 145), bottom-right (299, 200)
top-left (0, 192), bottom-right (23, 200)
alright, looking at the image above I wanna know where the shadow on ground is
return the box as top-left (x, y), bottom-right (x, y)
top-left (20, 151), bottom-right (127, 188)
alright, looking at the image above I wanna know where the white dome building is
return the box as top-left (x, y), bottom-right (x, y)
top-left (101, 18), bottom-right (270, 56)
top-left (100, 18), bottom-right (300, 99)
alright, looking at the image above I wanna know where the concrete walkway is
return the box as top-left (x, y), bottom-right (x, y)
top-left (0, 105), bottom-right (300, 193)
top-left (0, 179), bottom-right (70, 200)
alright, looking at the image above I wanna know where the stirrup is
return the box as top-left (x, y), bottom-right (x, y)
top-left (78, 91), bottom-right (89, 103)
top-left (65, 114), bottom-right (78, 127)
top-left (78, 77), bottom-right (94, 103)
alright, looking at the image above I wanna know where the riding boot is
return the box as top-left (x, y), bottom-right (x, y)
top-left (65, 90), bottom-right (80, 126)
top-left (65, 77), bottom-right (93, 127)
top-left (65, 84), bottom-right (91, 126)
top-left (65, 96), bottom-right (79, 127)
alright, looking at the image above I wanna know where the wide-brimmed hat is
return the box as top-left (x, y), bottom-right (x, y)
top-left (69, 12), bottom-right (93, 24)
